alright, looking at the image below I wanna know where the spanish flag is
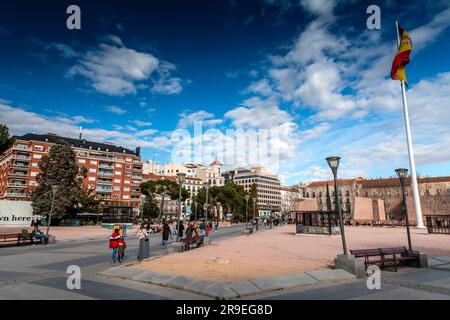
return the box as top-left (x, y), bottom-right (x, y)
top-left (391, 25), bottom-right (412, 85)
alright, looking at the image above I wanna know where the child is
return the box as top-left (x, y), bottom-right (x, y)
top-left (117, 236), bottom-right (126, 263)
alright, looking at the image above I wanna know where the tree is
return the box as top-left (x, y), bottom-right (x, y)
top-left (30, 139), bottom-right (83, 222)
top-left (0, 124), bottom-right (14, 155)
top-left (142, 194), bottom-right (160, 220)
top-left (140, 179), bottom-right (189, 221)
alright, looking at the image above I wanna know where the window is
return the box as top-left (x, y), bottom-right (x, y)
top-left (90, 160), bottom-right (97, 165)
top-left (123, 195), bottom-right (130, 200)
top-left (123, 187), bottom-right (130, 192)
top-left (436, 189), bottom-right (441, 195)
top-left (78, 159), bottom-right (86, 164)
top-left (34, 145), bottom-right (44, 151)
top-left (88, 177), bottom-right (96, 182)
top-left (114, 186), bottom-right (121, 191)
top-left (116, 163), bottom-right (122, 168)
top-left (114, 179), bottom-right (121, 183)
top-left (125, 165), bottom-right (131, 169)
top-left (124, 180), bottom-right (131, 184)
top-left (425, 189), bottom-right (430, 195)
top-left (30, 172), bottom-right (38, 177)
top-left (115, 171), bottom-right (122, 175)
top-left (33, 154), bottom-right (42, 159)
top-left (31, 163), bottom-right (38, 168)
top-left (89, 168), bottom-right (97, 173)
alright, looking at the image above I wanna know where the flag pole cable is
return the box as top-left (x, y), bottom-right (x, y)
top-left (395, 21), bottom-right (425, 228)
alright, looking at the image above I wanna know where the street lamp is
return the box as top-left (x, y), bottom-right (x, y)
top-left (176, 173), bottom-right (186, 242)
top-left (46, 185), bottom-right (59, 236)
top-left (245, 195), bottom-right (250, 228)
top-left (204, 181), bottom-right (210, 226)
top-left (396, 168), bottom-right (413, 251)
top-left (253, 197), bottom-right (257, 220)
top-left (194, 201), bottom-right (198, 222)
top-left (326, 156), bottom-right (348, 255)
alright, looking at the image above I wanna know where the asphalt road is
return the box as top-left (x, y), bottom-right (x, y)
top-left (0, 223), bottom-right (248, 300)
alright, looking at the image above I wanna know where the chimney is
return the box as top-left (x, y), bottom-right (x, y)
top-left (135, 147), bottom-right (141, 157)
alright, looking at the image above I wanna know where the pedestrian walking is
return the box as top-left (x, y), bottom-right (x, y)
top-left (178, 220), bottom-right (185, 239)
top-left (137, 223), bottom-right (149, 260)
top-left (199, 220), bottom-right (206, 236)
top-left (162, 220), bottom-right (172, 245)
top-left (117, 236), bottom-right (126, 263)
top-left (214, 220), bottom-right (219, 232)
top-left (109, 228), bottom-right (121, 263)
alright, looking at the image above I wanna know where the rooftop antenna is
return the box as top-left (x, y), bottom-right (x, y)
top-left (79, 126), bottom-right (83, 140)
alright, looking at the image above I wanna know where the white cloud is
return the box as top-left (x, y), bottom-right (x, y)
top-left (133, 120), bottom-right (152, 127)
top-left (105, 105), bottom-right (126, 115)
top-left (66, 36), bottom-right (183, 96)
top-left (177, 110), bottom-right (223, 128)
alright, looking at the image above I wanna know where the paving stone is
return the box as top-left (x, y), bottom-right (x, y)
top-left (276, 273), bottom-right (318, 288)
top-left (305, 269), bottom-right (355, 282)
top-left (184, 279), bottom-right (217, 293)
top-left (428, 257), bottom-right (448, 267)
top-left (202, 283), bottom-right (238, 299)
top-left (433, 256), bottom-right (450, 263)
top-left (131, 270), bottom-right (159, 282)
top-left (119, 267), bottom-right (146, 280)
top-left (165, 275), bottom-right (197, 289)
top-left (249, 278), bottom-right (285, 291)
top-left (148, 273), bottom-right (178, 286)
top-left (229, 281), bottom-right (262, 297)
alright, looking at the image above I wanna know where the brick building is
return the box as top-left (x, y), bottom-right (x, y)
top-left (0, 133), bottom-right (143, 214)
top-left (300, 176), bottom-right (450, 223)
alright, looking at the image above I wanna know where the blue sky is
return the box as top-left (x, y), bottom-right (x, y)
top-left (1, 0), bottom-right (450, 185)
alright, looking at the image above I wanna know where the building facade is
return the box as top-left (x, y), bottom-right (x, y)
top-left (224, 167), bottom-right (281, 216)
top-left (0, 133), bottom-right (143, 214)
top-left (300, 176), bottom-right (450, 220)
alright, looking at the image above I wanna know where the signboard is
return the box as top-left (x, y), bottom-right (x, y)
top-left (0, 200), bottom-right (33, 226)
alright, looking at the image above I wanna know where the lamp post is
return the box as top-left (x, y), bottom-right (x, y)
top-left (245, 195), bottom-right (250, 229)
top-left (326, 156), bottom-right (348, 255)
top-left (396, 168), bottom-right (413, 251)
top-left (176, 173), bottom-right (186, 242)
top-left (46, 185), bottom-right (59, 236)
top-left (204, 181), bottom-right (210, 226)
top-left (253, 197), bottom-right (257, 220)
top-left (194, 201), bottom-right (198, 222)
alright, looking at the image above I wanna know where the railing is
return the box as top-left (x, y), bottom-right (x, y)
top-left (98, 172), bottom-right (114, 177)
top-left (11, 164), bottom-right (29, 169)
top-left (8, 172), bottom-right (28, 178)
top-left (4, 193), bottom-right (27, 197)
top-left (13, 146), bottom-right (32, 152)
top-left (97, 180), bottom-right (113, 185)
top-left (13, 155), bottom-right (31, 161)
top-left (6, 183), bottom-right (27, 188)
top-left (426, 215), bottom-right (450, 234)
top-left (132, 175), bottom-right (142, 179)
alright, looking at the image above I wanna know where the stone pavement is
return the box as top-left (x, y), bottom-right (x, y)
top-left (98, 255), bottom-right (450, 300)
top-left (98, 264), bottom-right (357, 299)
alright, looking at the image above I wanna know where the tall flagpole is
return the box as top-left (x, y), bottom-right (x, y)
top-left (395, 21), bottom-right (425, 228)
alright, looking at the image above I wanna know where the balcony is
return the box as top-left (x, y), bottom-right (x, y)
top-left (6, 183), bottom-right (27, 188)
top-left (98, 171), bottom-right (114, 177)
top-left (13, 146), bottom-right (32, 152)
top-left (13, 155), bottom-right (31, 161)
top-left (11, 164), bottom-right (29, 170)
top-left (96, 188), bottom-right (112, 194)
top-left (97, 180), bottom-right (113, 185)
top-left (8, 172), bottom-right (28, 178)
top-left (132, 175), bottom-right (142, 180)
top-left (4, 193), bottom-right (28, 198)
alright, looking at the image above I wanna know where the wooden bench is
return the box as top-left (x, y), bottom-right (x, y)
top-left (181, 235), bottom-right (204, 251)
top-left (351, 246), bottom-right (418, 271)
top-left (0, 233), bottom-right (22, 245)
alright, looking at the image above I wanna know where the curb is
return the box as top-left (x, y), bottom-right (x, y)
top-left (97, 266), bottom-right (356, 299)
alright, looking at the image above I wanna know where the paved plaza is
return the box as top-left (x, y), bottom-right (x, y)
top-left (1, 224), bottom-right (450, 300)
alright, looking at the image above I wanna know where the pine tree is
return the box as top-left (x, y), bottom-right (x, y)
top-left (0, 124), bottom-right (14, 155)
top-left (30, 139), bottom-right (83, 221)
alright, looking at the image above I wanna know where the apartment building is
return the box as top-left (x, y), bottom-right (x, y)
top-left (224, 167), bottom-right (281, 216)
top-left (0, 133), bottom-right (143, 213)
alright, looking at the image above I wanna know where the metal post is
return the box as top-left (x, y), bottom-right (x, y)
top-left (333, 175), bottom-right (348, 255)
top-left (205, 183), bottom-right (209, 226)
top-left (245, 197), bottom-right (249, 229)
top-left (46, 186), bottom-right (58, 236)
top-left (400, 178), bottom-right (413, 251)
top-left (194, 201), bottom-right (198, 222)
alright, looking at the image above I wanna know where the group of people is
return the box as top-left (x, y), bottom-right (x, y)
top-left (109, 227), bottom-right (127, 263)
top-left (109, 220), bottom-right (220, 263)
top-left (160, 219), bottom-right (219, 245)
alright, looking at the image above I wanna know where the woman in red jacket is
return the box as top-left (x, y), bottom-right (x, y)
top-left (109, 228), bottom-right (121, 263)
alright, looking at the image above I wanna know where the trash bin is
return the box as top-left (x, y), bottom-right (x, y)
top-left (138, 237), bottom-right (150, 261)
